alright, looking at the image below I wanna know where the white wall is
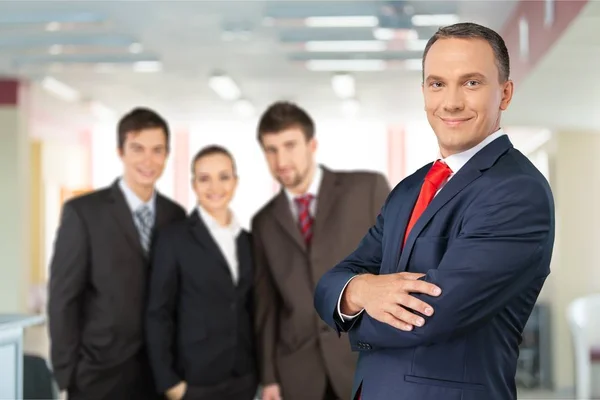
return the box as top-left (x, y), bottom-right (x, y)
top-left (315, 120), bottom-right (388, 176)
top-left (404, 120), bottom-right (439, 175)
top-left (0, 107), bottom-right (29, 313)
top-left (42, 141), bottom-right (90, 272)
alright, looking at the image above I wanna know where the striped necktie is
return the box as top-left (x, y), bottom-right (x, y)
top-left (134, 204), bottom-right (154, 253)
top-left (294, 194), bottom-right (314, 246)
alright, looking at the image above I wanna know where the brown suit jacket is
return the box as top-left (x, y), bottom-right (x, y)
top-left (251, 166), bottom-right (390, 400)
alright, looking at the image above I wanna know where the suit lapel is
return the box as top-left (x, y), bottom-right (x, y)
top-left (272, 191), bottom-right (306, 252)
top-left (154, 194), bottom-right (171, 230)
top-left (312, 167), bottom-right (342, 244)
top-left (390, 177), bottom-right (423, 269)
top-left (188, 210), bottom-right (231, 279)
top-left (107, 180), bottom-right (145, 258)
top-left (396, 134), bottom-right (514, 271)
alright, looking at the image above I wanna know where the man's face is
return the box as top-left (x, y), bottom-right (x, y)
top-left (422, 37), bottom-right (513, 157)
top-left (118, 127), bottom-right (168, 188)
top-left (260, 127), bottom-right (316, 191)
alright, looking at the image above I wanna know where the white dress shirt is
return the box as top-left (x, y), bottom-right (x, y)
top-left (197, 206), bottom-right (243, 284)
top-left (118, 178), bottom-right (156, 222)
top-left (284, 165), bottom-right (323, 219)
top-left (338, 129), bottom-right (507, 321)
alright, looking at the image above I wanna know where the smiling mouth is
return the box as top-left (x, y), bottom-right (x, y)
top-left (137, 169), bottom-right (156, 178)
top-left (440, 117), bottom-right (472, 127)
top-left (206, 194), bottom-right (226, 201)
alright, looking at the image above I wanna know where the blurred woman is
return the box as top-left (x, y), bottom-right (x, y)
top-left (146, 145), bottom-right (257, 400)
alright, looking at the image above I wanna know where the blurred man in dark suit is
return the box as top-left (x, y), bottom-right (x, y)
top-left (47, 108), bottom-right (186, 400)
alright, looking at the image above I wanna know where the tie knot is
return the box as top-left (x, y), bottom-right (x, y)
top-left (425, 160), bottom-right (453, 188)
top-left (294, 194), bottom-right (313, 208)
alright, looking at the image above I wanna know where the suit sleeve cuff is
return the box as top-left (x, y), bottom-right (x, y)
top-left (337, 275), bottom-right (364, 322)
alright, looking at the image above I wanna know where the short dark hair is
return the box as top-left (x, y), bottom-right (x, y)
top-left (257, 101), bottom-right (315, 143)
top-left (117, 107), bottom-right (170, 150)
top-left (422, 22), bottom-right (510, 82)
top-left (191, 145), bottom-right (237, 176)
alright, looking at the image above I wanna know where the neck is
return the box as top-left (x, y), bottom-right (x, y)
top-left (208, 208), bottom-right (230, 227)
top-left (124, 175), bottom-right (154, 202)
top-left (289, 163), bottom-right (317, 196)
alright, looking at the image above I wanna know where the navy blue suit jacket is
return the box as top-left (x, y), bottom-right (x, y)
top-left (314, 135), bottom-right (554, 400)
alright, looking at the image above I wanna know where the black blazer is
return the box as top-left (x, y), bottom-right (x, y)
top-left (146, 210), bottom-right (257, 394)
top-left (47, 180), bottom-right (186, 393)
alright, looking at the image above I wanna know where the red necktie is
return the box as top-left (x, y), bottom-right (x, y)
top-left (403, 160), bottom-right (453, 245)
top-left (294, 194), bottom-right (313, 246)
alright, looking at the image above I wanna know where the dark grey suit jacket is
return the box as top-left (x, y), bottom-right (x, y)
top-left (47, 179), bottom-right (186, 396)
top-left (252, 166), bottom-right (390, 400)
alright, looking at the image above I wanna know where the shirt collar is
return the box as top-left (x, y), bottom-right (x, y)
top-left (284, 164), bottom-right (323, 203)
top-left (197, 205), bottom-right (242, 236)
top-left (441, 129), bottom-right (506, 174)
top-left (118, 178), bottom-right (156, 214)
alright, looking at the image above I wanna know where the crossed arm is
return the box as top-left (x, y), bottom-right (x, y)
top-left (314, 175), bottom-right (553, 349)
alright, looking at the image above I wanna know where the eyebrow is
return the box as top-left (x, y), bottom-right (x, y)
top-left (425, 72), bottom-right (487, 83)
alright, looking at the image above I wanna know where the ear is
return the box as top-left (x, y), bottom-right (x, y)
top-left (499, 79), bottom-right (514, 111)
top-left (309, 137), bottom-right (318, 152)
top-left (117, 147), bottom-right (124, 159)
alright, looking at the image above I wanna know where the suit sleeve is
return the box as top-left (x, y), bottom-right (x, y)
top-left (349, 175), bottom-right (554, 350)
top-left (47, 202), bottom-right (89, 390)
top-left (251, 221), bottom-right (280, 386)
top-left (145, 229), bottom-right (182, 393)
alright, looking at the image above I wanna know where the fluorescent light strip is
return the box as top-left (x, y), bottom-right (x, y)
top-left (305, 16), bottom-right (378, 28)
top-left (411, 14), bottom-right (460, 27)
top-left (305, 40), bottom-right (386, 52)
top-left (133, 61), bottom-right (162, 72)
top-left (209, 74), bottom-right (241, 100)
top-left (331, 73), bottom-right (355, 99)
top-left (373, 27), bottom-right (419, 41)
top-left (306, 59), bottom-right (386, 72)
top-left (41, 77), bottom-right (79, 102)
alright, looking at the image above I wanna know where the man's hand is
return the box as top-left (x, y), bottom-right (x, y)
top-left (166, 381), bottom-right (187, 400)
top-left (262, 383), bottom-right (282, 400)
top-left (341, 272), bottom-right (441, 331)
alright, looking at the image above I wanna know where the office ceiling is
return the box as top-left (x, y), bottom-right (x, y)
top-left (0, 1), bottom-right (519, 124)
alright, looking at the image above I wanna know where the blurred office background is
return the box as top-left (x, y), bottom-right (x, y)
top-left (0, 0), bottom-right (598, 398)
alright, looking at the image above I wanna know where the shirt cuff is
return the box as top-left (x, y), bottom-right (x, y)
top-left (337, 275), bottom-right (364, 321)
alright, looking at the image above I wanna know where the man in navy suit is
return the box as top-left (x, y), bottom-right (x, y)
top-left (314, 22), bottom-right (555, 400)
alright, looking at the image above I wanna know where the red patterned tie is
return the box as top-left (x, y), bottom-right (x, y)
top-left (354, 161), bottom-right (452, 400)
top-left (294, 194), bottom-right (313, 246)
top-left (403, 160), bottom-right (453, 245)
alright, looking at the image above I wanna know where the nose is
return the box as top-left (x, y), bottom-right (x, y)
top-left (275, 153), bottom-right (289, 170)
top-left (442, 87), bottom-right (465, 113)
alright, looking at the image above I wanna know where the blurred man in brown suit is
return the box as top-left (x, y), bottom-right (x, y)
top-left (252, 102), bottom-right (390, 400)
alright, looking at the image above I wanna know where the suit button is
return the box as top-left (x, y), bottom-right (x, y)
top-left (230, 303), bottom-right (236, 310)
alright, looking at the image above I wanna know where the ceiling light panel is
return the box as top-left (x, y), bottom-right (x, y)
top-left (208, 74), bottom-right (242, 101)
top-left (331, 73), bottom-right (355, 99)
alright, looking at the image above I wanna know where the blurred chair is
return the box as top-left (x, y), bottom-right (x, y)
top-left (567, 294), bottom-right (600, 399)
top-left (23, 354), bottom-right (59, 399)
